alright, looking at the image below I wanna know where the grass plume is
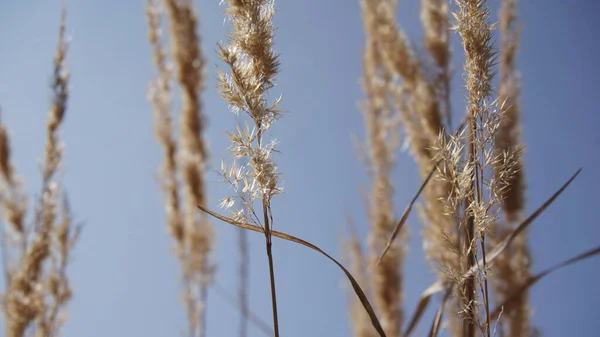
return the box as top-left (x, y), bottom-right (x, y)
top-left (0, 1), bottom-right (596, 337)
top-left (490, 0), bottom-right (531, 335)
top-left (145, 0), bottom-right (213, 335)
top-left (0, 9), bottom-right (78, 337)
top-left (358, 0), bottom-right (405, 335)
top-left (215, 1), bottom-right (283, 335)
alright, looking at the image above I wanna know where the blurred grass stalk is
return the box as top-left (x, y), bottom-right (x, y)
top-left (145, 0), bottom-right (214, 336)
top-left (0, 8), bottom-right (78, 337)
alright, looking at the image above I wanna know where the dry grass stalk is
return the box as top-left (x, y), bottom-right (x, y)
top-left (414, 8), bottom-right (466, 334)
top-left (496, 0), bottom-right (524, 222)
top-left (0, 117), bottom-right (28, 273)
top-left (361, 0), bottom-right (458, 277)
top-left (0, 9), bottom-right (78, 337)
top-left (359, 0), bottom-right (467, 334)
top-left (447, 0), bottom-right (522, 335)
top-left (489, 0), bottom-right (531, 335)
top-left (215, 1), bottom-right (283, 336)
top-left (358, 0), bottom-right (533, 335)
top-left (452, 0), bottom-right (498, 334)
top-left (370, 0), bottom-right (509, 334)
top-left (356, 1), bottom-right (405, 336)
top-left (421, 0), bottom-right (452, 128)
top-left (145, 0), bottom-right (214, 336)
top-left (161, 1), bottom-right (215, 320)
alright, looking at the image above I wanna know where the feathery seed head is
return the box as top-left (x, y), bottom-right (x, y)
top-left (218, 0), bottom-right (283, 222)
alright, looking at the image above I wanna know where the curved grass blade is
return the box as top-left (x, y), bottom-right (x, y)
top-left (197, 205), bottom-right (388, 337)
top-left (428, 287), bottom-right (452, 337)
top-left (489, 244), bottom-right (600, 323)
top-left (461, 168), bottom-right (581, 282)
top-left (402, 168), bottom-right (581, 336)
top-left (375, 160), bottom-right (439, 268)
top-left (376, 119), bottom-right (469, 266)
top-left (403, 280), bottom-right (449, 337)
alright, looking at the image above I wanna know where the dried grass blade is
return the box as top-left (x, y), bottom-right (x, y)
top-left (403, 168), bottom-right (581, 335)
top-left (376, 119), bottom-right (468, 266)
top-left (427, 287), bottom-right (452, 337)
top-left (376, 159), bottom-right (440, 267)
top-left (463, 168), bottom-right (581, 281)
top-left (403, 280), bottom-right (448, 337)
top-left (490, 244), bottom-right (600, 322)
top-left (197, 205), bottom-right (387, 337)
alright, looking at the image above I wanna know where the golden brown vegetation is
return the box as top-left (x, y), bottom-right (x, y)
top-left (175, 0), bottom-right (599, 337)
top-left (0, 9), bottom-right (78, 337)
top-left (348, 0), bottom-right (595, 337)
top-left (215, 1), bottom-right (283, 335)
top-left (1, 1), bottom-right (598, 337)
top-left (359, 1), bottom-right (405, 335)
top-left (145, 0), bottom-right (213, 336)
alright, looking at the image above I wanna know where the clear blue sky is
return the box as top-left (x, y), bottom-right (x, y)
top-left (1, 1), bottom-right (599, 336)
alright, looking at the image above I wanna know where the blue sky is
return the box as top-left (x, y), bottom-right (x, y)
top-left (0, 0), bottom-right (599, 336)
